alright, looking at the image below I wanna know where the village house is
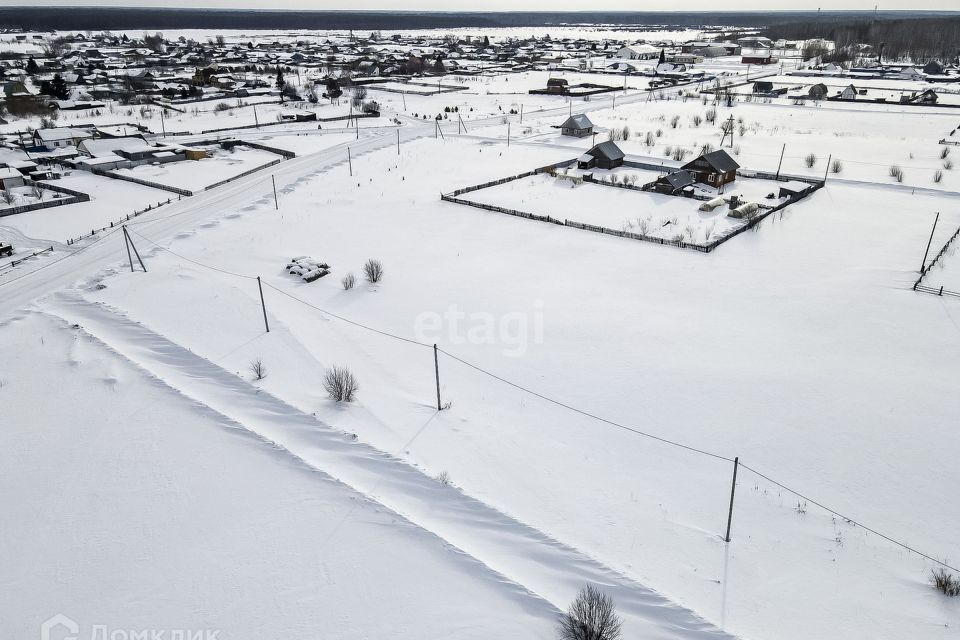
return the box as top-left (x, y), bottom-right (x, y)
top-left (560, 114), bottom-right (594, 138)
top-left (32, 127), bottom-right (93, 150)
top-left (681, 149), bottom-right (740, 189)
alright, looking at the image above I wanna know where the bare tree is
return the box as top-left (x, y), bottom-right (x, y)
top-left (363, 258), bottom-right (383, 283)
top-left (249, 358), bottom-right (267, 380)
top-left (324, 365), bottom-right (358, 402)
top-left (0, 188), bottom-right (16, 206)
top-left (558, 585), bottom-right (622, 640)
top-left (341, 272), bottom-right (356, 290)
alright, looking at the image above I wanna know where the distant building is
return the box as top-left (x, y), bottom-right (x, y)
top-left (651, 170), bottom-right (695, 195)
top-left (546, 78), bottom-right (568, 94)
top-left (615, 44), bottom-right (659, 60)
top-left (32, 127), bottom-right (93, 150)
top-left (742, 52), bottom-right (774, 65)
top-left (560, 114), bottom-right (594, 138)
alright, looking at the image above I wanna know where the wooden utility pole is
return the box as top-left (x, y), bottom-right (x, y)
top-left (271, 175), bottom-right (278, 209)
top-left (724, 456), bottom-right (739, 543)
top-left (121, 226), bottom-right (146, 272)
top-left (348, 147), bottom-right (353, 176)
top-left (257, 276), bottom-right (270, 333)
top-left (775, 144), bottom-right (786, 179)
top-left (921, 212), bottom-right (941, 273)
top-left (433, 344), bottom-right (442, 410)
top-left (823, 154), bottom-right (832, 183)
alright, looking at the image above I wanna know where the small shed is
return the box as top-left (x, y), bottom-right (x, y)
top-left (653, 170), bottom-right (694, 195)
top-left (808, 83), bottom-right (828, 100)
top-left (546, 78), bottom-right (569, 94)
top-left (577, 141), bottom-right (624, 170)
top-left (0, 167), bottom-right (24, 190)
top-left (752, 80), bottom-right (774, 94)
top-left (560, 114), bottom-right (593, 138)
top-left (778, 181), bottom-right (811, 199)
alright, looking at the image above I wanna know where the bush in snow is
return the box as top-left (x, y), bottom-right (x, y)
top-left (931, 568), bottom-right (960, 597)
top-left (889, 165), bottom-right (904, 182)
top-left (342, 272), bottom-right (356, 290)
top-left (249, 358), bottom-right (266, 381)
top-left (705, 107), bottom-right (717, 124)
top-left (691, 114), bottom-right (703, 127)
top-left (945, 159), bottom-right (954, 171)
top-left (831, 159), bottom-right (843, 174)
top-left (670, 115), bottom-right (680, 129)
top-left (435, 471), bottom-right (452, 485)
top-left (805, 153), bottom-right (817, 168)
top-left (363, 259), bottom-right (384, 283)
top-left (0, 189), bottom-right (15, 206)
top-left (323, 365), bottom-right (358, 402)
top-left (941, 147), bottom-right (951, 160)
top-left (558, 584), bottom-right (622, 640)
top-left (934, 170), bottom-right (944, 184)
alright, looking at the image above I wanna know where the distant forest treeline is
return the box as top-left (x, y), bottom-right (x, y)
top-left (0, 8), bottom-right (951, 32)
top-left (766, 16), bottom-right (960, 63)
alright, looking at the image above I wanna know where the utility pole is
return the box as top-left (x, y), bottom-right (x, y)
top-left (921, 212), bottom-right (941, 273)
top-left (775, 143), bottom-right (786, 180)
top-left (507, 122), bottom-right (510, 147)
top-left (519, 103), bottom-right (523, 123)
top-left (253, 104), bottom-right (259, 129)
top-left (121, 226), bottom-right (146, 272)
top-left (397, 127), bottom-right (400, 155)
top-left (433, 344), bottom-right (442, 411)
top-left (257, 277), bottom-right (270, 333)
top-left (823, 154), bottom-right (832, 183)
top-left (160, 109), bottom-right (166, 138)
top-left (724, 456), bottom-right (739, 543)
top-left (271, 175), bottom-right (278, 209)
top-left (348, 147), bottom-right (353, 176)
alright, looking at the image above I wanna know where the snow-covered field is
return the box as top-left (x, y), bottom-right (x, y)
top-left (3, 25), bottom-right (960, 640)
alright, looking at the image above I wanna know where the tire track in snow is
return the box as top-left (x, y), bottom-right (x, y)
top-left (42, 291), bottom-right (737, 640)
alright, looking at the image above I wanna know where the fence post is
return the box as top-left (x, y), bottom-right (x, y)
top-left (434, 344), bottom-right (442, 411)
top-left (257, 276), bottom-right (270, 333)
top-left (724, 456), bottom-right (739, 543)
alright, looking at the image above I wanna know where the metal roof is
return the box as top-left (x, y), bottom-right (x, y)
top-left (588, 140), bottom-right (624, 161)
top-left (561, 113), bottom-right (593, 130)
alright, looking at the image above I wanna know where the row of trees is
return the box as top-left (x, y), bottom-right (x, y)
top-left (767, 16), bottom-right (960, 63)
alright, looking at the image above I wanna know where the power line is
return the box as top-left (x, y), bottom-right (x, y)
top-left (262, 281), bottom-right (432, 348)
top-left (739, 462), bottom-right (960, 573)
top-left (436, 346), bottom-right (734, 463)
top-left (128, 229), bottom-right (257, 280)
top-left (0, 224), bottom-right (125, 290)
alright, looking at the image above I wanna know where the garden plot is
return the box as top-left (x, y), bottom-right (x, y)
top-left (0, 185), bottom-right (69, 211)
top-left (460, 170), bottom-right (746, 245)
top-left (112, 146), bottom-right (280, 193)
top-left (7, 172), bottom-right (174, 242)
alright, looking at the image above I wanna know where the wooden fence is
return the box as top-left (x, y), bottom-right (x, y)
top-left (0, 179), bottom-right (91, 219)
top-left (442, 161), bottom-right (824, 253)
top-left (0, 245), bottom-right (54, 270)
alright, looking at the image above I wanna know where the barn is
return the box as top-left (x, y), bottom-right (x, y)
top-left (577, 141), bottom-right (625, 170)
top-left (652, 170), bottom-right (694, 195)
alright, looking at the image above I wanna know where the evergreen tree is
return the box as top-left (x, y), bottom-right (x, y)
top-left (26, 57), bottom-right (39, 74)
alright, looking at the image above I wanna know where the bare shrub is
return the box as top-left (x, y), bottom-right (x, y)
top-left (671, 147), bottom-right (689, 162)
top-left (32, 183), bottom-right (45, 199)
top-left (363, 259), bottom-right (383, 283)
top-left (435, 471), bottom-right (452, 485)
top-left (664, 145), bottom-right (673, 157)
top-left (931, 568), bottom-right (960, 597)
top-left (830, 159), bottom-right (843, 174)
top-left (934, 170), bottom-right (944, 183)
top-left (341, 272), bottom-right (356, 290)
top-left (558, 584), bottom-right (622, 640)
top-left (691, 114), bottom-right (703, 127)
top-left (621, 125), bottom-right (630, 141)
top-left (804, 153), bottom-right (817, 168)
top-left (670, 115), bottom-right (680, 128)
top-left (889, 165), bottom-right (904, 182)
top-left (941, 146), bottom-right (951, 160)
top-left (249, 358), bottom-right (266, 380)
top-left (644, 131), bottom-right (655, 147)
top-left (705, 107), bottom-right (717, 123)
top-left (945, 159), bottom-right (954, 171)
top-left (323, 365), bottom-right (358, 402)
top-left (699, 142), bottom-right (714, 155)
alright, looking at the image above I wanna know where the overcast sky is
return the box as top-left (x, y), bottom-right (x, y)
top-left (1, 1), bottom-right (958, 11)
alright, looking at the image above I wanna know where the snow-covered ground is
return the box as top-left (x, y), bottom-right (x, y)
top-left (42, 134), bottom-right (959, 640)
top-left (4, 27), bottom-right (960, 640)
